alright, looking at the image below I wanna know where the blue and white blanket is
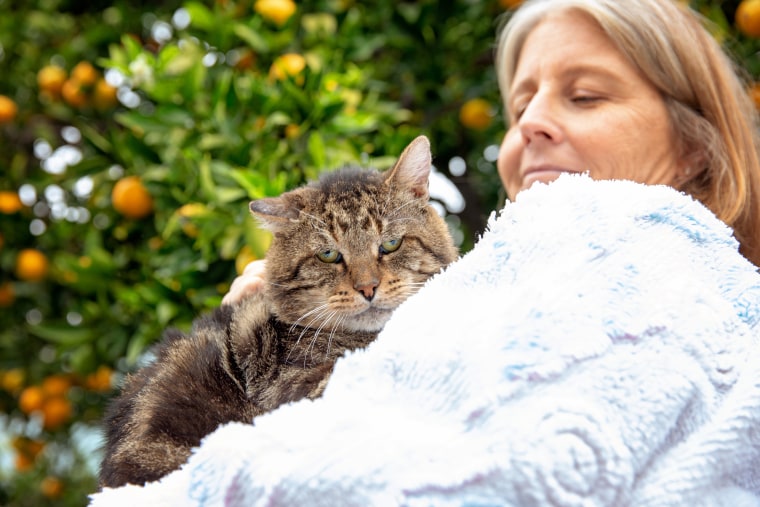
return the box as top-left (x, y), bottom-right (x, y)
top-left (90, 175), bottom-right (760, 507)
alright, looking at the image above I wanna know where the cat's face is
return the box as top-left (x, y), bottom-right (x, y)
top-left (251, 136), bottom-right (458, 333)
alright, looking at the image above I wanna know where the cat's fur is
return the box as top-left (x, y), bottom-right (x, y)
top-left (99, 136), bottom-right (458, 488)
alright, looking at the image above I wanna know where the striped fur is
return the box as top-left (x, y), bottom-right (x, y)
top-left (99, 136), bottom-right (457, 487)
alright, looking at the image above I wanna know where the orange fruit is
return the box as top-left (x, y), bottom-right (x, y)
top-left (147, 236), bottom-right (164, 250)
top-left (84, 365), bottom-right (114, 392)
top-left (1, 368), bottom-right (24, 393)
top-left (42, 375), bottom-right (71, 397)
top-left (233, 49), bottom-right (256, 70)
top-left (284, 123), bottom-right (300, 139)
top-left (15, 249), bottom-right (49, 281)
top-left (459, 98), bottom-right (494, 130)
top-left (19, 385), bottom-right (45, 414)
top-left (14, 453), bottom-right (34, 472)
top-left (71, 61), bottom-right (99, 87)
top-left (12, 436), bottom-right (45, 458)
top-left (498, 0), bottom-right (523, 8)
top-left (254, 0), bottom-right (297, 26)
top-left (112, 175), bottom-right (154, 219)
top-left (269, 53), bottom-right (307, 81)
top-left (0, 190), bottom-right (23, 213)
top-left (0, 95), bottom-right (18, 124)
top-left (93, 78), bottom-right (119, 110)
top-left (37, 65), bottom-right (68, 97)
top-left (0, 282), bottom-right (15, 307)
top-left (40, 476), bottom-right (64, 499)
top-left (61, 79), bottom-right (88, 108)
top-left (42, 396), bottom-right (72, 430)
top-left (737, 0), bottom-right (760, 38)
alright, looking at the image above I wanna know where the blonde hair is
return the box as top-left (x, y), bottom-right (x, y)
top-left (497, 0), bottom-right (760, 266)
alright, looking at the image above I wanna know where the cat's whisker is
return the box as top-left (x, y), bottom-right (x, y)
top-left (311, 310), bottom-right (337, 348)
top-left (381, 186), bottom-right (393, 216)
top-left (289, 303), bottom-right (331, 333)
top-left (386, 198), bottom-right (419, 218)
top-left (325, 313), bottom-right (347, 360)
top-left (298, 312), bottom-right (327, 368)
top-left (295, 306), bottom-right (336, 361)
top-left (285, 305), bottom-right (331, 364)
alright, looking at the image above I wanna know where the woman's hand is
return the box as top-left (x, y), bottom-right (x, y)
top-left (222, 259), bottom-right (267, 305)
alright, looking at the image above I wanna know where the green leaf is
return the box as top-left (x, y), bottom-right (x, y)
top-left (215, 186), bottom-right (248, 204)
top-left (126, 325), bottom-right (158, 366)
top-left (163, 44), bottom-right (201, 76)
top-left (229, 168), bottom-right (288, 199)
top-left (307, 131), bottom-right (327, 168)
top-left (156, 300), bottom-right (178, 326)
top-left (331, 111), bottom-right (378, 134)
top-left (397, 3), bottom-right (422, 24)
top-left (184, 1), bottom-right (215, 32)
top-left (198, 133), bottom-right (230, 150)
top-left (68, 344), bottom-right (97, 374)
top-left (199, 155), bottom-right (217, 200)
top-left (28, 324), bottom-right (95, 346)
top-left (121, 33), bottom-right (144, 60)
top-left (78, 123), bottom-right (113, 153)
top-left (219, 225), bottom-right (244, 259)
top-left (233, 22), bottom-right (269, 52)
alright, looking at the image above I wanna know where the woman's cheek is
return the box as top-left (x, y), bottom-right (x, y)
top-left (497, 129), bottom-right (522, 198)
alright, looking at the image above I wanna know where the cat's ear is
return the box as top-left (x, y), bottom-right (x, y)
top-left (384, 135), bottom-right (431, 200)
top-left (249, 188), bottom-right (315, 231)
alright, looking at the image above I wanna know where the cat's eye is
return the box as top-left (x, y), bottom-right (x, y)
top-left (380, 238), bottom-right (402, 255)
top-left (316, 249), bottom-right (342, 263)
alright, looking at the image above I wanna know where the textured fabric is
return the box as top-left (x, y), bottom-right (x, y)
top-left (90, 175), bottom-right (760, 507)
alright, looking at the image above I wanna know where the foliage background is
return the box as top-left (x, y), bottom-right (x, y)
top-left (0, 0), bottom-right (758, 505)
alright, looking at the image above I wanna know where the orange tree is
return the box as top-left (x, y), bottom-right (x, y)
top-left (0, 0), bottom-right (759, 506)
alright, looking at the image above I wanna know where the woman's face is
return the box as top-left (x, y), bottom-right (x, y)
top-left (497, 10), bottom-right (688, 199)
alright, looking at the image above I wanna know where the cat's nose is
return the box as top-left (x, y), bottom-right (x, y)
top-left (354, 280), bottom-right (378, 301)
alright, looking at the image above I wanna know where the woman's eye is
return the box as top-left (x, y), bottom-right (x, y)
top-left (316, 249), bottom-right (341, 263)
top-left (380, 238), bottom-right (402, 254)
top-left (510, 102), bottom-right (527, 120)
top-left (571, 95), bottom-right (601, 105)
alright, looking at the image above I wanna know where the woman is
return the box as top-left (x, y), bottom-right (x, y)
top-left (226, 0), bottom-right (760, 307)
top-left (496, 0), bottom-right (760, 266)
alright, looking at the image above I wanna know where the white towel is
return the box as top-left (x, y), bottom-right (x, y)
top-left (90, 174), bottom-right (760, 507)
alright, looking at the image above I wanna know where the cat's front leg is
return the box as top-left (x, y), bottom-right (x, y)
top-left (226, 292), bottom-right (282, 402)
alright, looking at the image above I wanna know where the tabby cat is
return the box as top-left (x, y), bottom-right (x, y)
top-left (99, 135), bottom-right (458, 488)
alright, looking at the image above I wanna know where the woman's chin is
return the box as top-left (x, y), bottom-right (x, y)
top-left (522, 170), bottom-right (574, 191)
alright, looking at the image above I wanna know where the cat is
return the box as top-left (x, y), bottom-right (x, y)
top-left (98, 135), bottom-right (458, 488)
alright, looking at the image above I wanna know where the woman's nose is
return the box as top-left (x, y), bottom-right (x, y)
top-left (518, 93), bottom-right (562, 144)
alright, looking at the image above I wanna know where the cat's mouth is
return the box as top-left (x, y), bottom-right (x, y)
top-left (342, 305), bottom-right (395, 332)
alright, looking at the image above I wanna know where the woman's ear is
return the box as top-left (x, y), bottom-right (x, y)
top-left (676, 147), bottom-right (708, 188)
